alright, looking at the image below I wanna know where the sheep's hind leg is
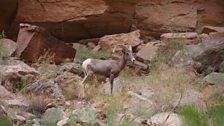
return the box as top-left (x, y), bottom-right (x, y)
top-left (80, 72), bottom-right (93, 98)
top-left (109, 74), bottom-right (114, 96)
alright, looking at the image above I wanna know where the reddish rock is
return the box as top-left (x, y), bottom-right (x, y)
top-left (161, 32), bottom-right (198, 39)
top-left (209, 32), bottom-right (224, 38)
top-left (16, 24), bottom-right (76, 63)
top-left (0, 0), bottom-right (18, 33)
top-left (98, 30), bottom-right (142, 48)
top-left (202, 26), bottom-right (224, 34)
top-left (136, 0), bottom-right (198, 38)
top-left (198, 0), bottom-right (224, 26)
top-left (2, 0), bottom-right (224, 42)
top-left (16, 0), bottom-right (107, 22)
top-left (14, 0), bottom-right (137, 41)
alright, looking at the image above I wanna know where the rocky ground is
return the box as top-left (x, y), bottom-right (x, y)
top-left (0, 0), bottom-right (224, 126)
top-left (0, 23), bottom-right (224, 126)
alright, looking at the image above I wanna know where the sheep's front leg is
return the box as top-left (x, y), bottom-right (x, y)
top-left (109, 74), bottom-right (114, 95)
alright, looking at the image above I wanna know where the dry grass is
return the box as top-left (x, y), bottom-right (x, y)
top-left (26, 94), bottom-right (51, 115)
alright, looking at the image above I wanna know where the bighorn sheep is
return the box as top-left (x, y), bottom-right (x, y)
top-left (81, 45), bottom-right (135, 96)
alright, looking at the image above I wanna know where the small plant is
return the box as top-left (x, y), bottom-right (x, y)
top-left (119, 118), bottom-right (138, 126)
top-left (0, 102), bottom-right (13, 126)
top-left (208, 104), bottom-right (224, 126)
top-left (75, 45), bottom-right (112, 62)
top-left (0, 116), bottom-right (12, 126)
top-left (37, 49), bottom-right (55, 64)
top-left (105, 100), bottom-right (119, 126)
top-left (206, 66), bottom-right (216, 75)
top-left (0, 31), bottom-right (6, 60)
top-left (177, 105), bottom-right (209, 126)
top-left (68, 105), bottom-right (98, 125)
top-left (151, 39), bottom-right (187, 71)
top-left (0, 30), bottom-right (6, 39)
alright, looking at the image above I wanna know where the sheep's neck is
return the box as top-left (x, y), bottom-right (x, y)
top-left (118, 54), bottom-right (127, 71)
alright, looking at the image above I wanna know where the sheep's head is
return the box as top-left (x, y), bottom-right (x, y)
top-left (113, 45), bottom-right (135, 63)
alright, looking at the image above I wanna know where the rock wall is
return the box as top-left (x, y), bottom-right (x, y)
top-left (11, 0), bottom-right (138, 41)
top-left (0, 0), bottom-right (18, 34)
top-left (1, 0), bottom-right (224, 41)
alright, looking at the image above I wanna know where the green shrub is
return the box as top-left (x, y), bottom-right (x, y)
top-left (208, 104), bottom-right (224, 126)
top-left (0, 116), bottom-right (12, 126)
top-left (105, 100), bottom-right (119, 126)
top-left (151, 39), bottom-right (187, 71)
top-left (177, 105), bottom-right (209, 126)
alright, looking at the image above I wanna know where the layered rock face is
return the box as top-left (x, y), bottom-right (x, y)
top-left (12, 0), bottom-right (138, 41)
top-left (1, 0), bottom-right (224, 41)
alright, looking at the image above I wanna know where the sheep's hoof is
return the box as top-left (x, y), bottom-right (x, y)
top-left (78, 90), bottom-right (86, 99)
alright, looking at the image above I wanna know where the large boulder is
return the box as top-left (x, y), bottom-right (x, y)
top-left (193, 37), bottom-right (224, 73)
top-left (203, 72), bottom-right (224, 85)
top-left (136, 42), bottom-right (158, 61)
top-left (0, 39), bottom-right (17, 58)
top-left (148, 112), bottom-right (182, 126)
top-left (41, 108), bottom-right (66, 126)
top-left (15, 24), bottom-right (76, 63)
top-left (0, 59), bottom-right (39, 92)
top-left (0, 59), bottom-right (38, 81)
top-left (98, 30), bottom-right (142, 48)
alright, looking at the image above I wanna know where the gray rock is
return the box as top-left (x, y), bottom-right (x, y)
top-left (41, 108), bottom-right (65, 126)
top-left (172, 44), bottom-right (203, 68)
top-left (0, 85), bottom-right (15, 99)
top-left (148, 112), bottom-right (182, 126)
top-left (193, 37), bottom-right (224, 73)
top-left (0, 39), bottom-right (17, 58)
top-left (136, 42), bottom-right (158, 61)
top-left (0, 59), bottom-right (39, 81)
top-left (27, 79), bottom-right (65, 99)
top-left (173, 89), bottom-right (205, 108)
top-left (71, 105), bottom-right (98, 124)
top-left (203, 72), bottom-right (224, 85)
top-left (219, 61), bottom-right (224, 73)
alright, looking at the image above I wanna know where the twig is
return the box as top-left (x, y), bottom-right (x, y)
top-left (162, 91), bottom-right (183, 126)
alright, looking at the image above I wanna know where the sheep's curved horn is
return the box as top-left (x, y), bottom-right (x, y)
top-left (112, 45), bottom-right (128, 53)
top-left (128, 45), bottom-right (132, 51)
